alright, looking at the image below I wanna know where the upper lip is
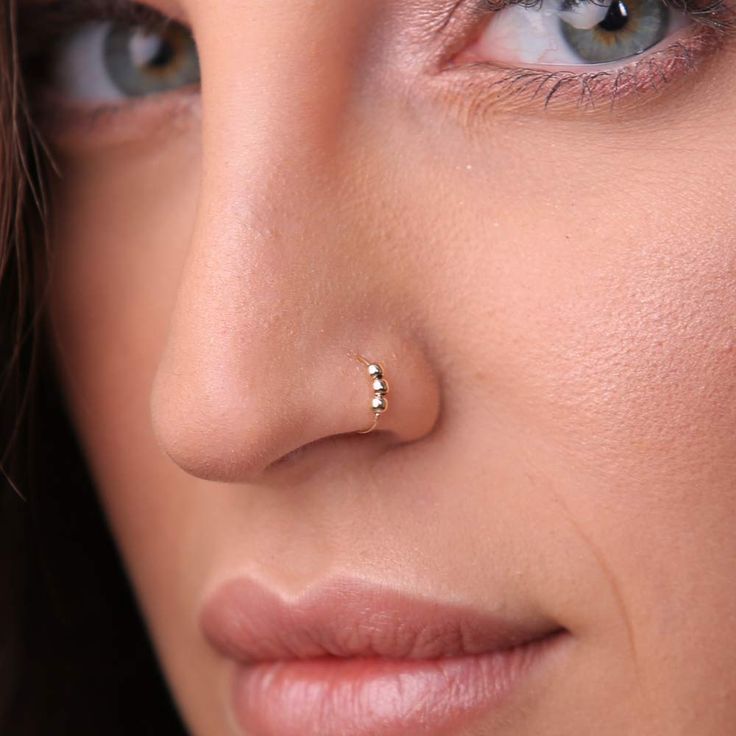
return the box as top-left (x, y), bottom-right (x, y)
top-left (199, 575), bottom-right (562, 663)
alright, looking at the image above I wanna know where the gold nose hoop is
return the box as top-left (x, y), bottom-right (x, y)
top-left (354, 354), bottom-right (389, 434)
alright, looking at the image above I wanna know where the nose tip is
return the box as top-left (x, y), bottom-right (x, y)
top-left (150, 340), bottom-right (441, 484)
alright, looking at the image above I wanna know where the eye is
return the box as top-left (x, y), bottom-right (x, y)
top-left (465, 0), bottom-right (690, 67)
top-left (53, 20), bottom-right (200, 103)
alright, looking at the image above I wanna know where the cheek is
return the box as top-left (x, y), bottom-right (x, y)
top-left (500, 216), bottom-right (736, 491)
top-left (384, 122), bottom-right (736, 507)
top-left (493, 138), bottom-right (736, 501)
top-left (46, 134), bottom-right (200, 567)
top-left (45, 135), bottom-right (233, 731)
top-left (431, 131), bottom-right (736, 712)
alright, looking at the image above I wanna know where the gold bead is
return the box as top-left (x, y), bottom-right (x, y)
top-left (371, 395), bottom-right (388, 413)
top-left (367, 363), bottom-right (383, 379)
top-left (372, 378), bottom-right (389, 394)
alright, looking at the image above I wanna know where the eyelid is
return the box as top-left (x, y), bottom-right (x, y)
top-left (452, 30), bottom-right (725, 116)
top-left (18, 0), bottom-right (181, 63)
top-left (424, 0), bottom-right (736, 113)
top-left (20, 2), bottom-right (201, 149)
top-left (472, 0), bottom-right (736, 31)
top-left (35, 84), bottom-right (200, 151)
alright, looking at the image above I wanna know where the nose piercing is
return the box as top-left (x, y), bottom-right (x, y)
top-left (354, 353), bottom-right (389, 434)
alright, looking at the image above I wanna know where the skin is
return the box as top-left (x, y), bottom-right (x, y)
top-left (40, 0), bottom-right (736, 733)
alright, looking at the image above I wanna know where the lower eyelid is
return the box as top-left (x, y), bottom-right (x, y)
top-left (34, 86), bottom-right (201, 152)
top-left (438, 23), bottom-right (725, 115)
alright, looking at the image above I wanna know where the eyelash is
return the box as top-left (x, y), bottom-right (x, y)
top-left (19, 0), bottom-right (168, 45)
top-left (441, 0), bottom-right (736, 110)
top-left (450, 34), bottom-right (718, 112)
top-left (478, 0), bottom-right (734, 28)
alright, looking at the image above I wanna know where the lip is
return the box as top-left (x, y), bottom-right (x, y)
top-left (199, 576), bottom-right (568, 736)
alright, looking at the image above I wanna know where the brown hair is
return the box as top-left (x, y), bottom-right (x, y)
top-left (0, 2), bottom-right (185, 732)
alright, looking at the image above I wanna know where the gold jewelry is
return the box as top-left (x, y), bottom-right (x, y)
top-left (354, 353), bottom-right (389, 434)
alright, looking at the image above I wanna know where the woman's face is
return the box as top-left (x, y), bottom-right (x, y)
top-left (37, 0), bottom-right (736, 733)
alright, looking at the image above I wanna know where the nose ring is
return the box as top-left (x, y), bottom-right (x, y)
top-left (354, 354), bottom-right (389, 434)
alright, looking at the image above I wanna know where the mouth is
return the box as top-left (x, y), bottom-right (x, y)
top-left (199, 576), bottom-right (570, 736)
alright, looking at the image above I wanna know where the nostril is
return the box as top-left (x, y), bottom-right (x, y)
top-left (270, 436), bottom-right (331, 467)
top-left (268, 429), bottom-right (384, 469)
top-left (263, 430), bottom-right (393, 485)
top-left (266, 438), bottom-right (326, 472)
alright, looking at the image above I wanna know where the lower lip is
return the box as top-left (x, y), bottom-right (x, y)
top-left (229, 631), bottom-right (567, 736)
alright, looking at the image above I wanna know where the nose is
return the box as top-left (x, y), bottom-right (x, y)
top-left (149, 4), bottom-right (441, 483)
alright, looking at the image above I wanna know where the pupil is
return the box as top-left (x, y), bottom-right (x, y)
top-left (146, 40), bottom-right (174, 69)
top-left (598, 0), bottom-right (630, 31)
top-left (129, 31), bottom-right (176, 71)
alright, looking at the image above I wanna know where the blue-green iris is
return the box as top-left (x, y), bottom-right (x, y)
top-left (103, 22), bottom-right (200, 98)
top-left (560, 0), bottom-right (669, 63)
